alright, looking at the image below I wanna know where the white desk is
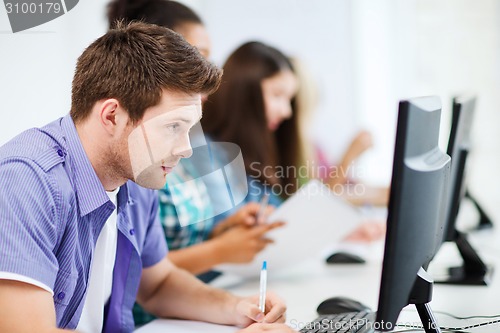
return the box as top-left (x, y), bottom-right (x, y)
top-left (137, 223), bottom-right (500, 332)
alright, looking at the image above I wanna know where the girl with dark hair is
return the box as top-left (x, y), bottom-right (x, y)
top-left (202, 41), bottom-right (385, 241)
top-left (202, 41), bottom-right (303, 202)
top-left (203, 41), bottom-right (389, 206)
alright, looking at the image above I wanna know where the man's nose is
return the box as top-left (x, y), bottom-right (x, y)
top-left (172, 134), bottom-right (193, 159)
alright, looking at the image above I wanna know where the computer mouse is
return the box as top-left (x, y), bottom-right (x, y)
top-left (326, 251), bottom-right (366, 264)
top-left (317, 296), bottom-right (371, 315)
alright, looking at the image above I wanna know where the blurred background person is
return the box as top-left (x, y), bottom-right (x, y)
top-left (202, 40), bottom-right (385, 240)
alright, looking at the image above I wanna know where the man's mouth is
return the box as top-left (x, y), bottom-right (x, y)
top-left (162, 166), bottom-right (174, 173)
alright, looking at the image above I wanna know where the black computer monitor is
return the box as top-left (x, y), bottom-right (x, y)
top-left (436, 96), bottom-right (493, 285)
top-left (448, 98), bottom-right (492, 231)
top-left (376, 97), bottom-right (450, 332)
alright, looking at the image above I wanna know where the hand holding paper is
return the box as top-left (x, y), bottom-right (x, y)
top-left (217, 180), bottom-right (365, 277)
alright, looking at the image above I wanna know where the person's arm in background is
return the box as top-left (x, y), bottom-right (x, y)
top-left (168, 222), bottom-right (283, 274)
top-left (325, 130), bottom-right (373, 187)
top-left (166, 173), bottom-right (285, 274)
top-left (319, 132), bottom-right (390, 207)
top-left (209, 202), bottom-right (277, 237)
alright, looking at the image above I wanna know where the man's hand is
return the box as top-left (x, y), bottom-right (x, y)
top-left (137, 258), bottom-right (290, 328)
top-left (238, 323), bottom-right (297, 332)
top-left (232, 292), bottom-right (287, 328)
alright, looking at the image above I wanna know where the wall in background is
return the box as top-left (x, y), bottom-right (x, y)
top-left (0, 0), bottom-right (109, 143)
top-left (192, 0), bottom-right (358, 167)
top-left (1, 1), bottom-right (499, 214)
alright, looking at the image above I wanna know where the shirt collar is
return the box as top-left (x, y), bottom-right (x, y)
top-left (61, 115), bottom-right (113, 217)
top-left (117, 181), bottom-right (134, 211)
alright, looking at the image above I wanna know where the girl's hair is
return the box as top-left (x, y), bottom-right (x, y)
top-left (107, 0), bottom-right (203, 29)
top-left (202, 41), bottom-right (304, 196)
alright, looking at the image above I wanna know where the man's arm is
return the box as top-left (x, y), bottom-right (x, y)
top-left (137, 257), bottom-right (286, 327)
top-left (166, 239), bottom-right (224, 275)
top-left (137, 257), bottom-right (241, 325)
top-left (0, 280), bottom-right (75, 333)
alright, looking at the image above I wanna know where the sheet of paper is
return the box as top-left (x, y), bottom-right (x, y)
top-left (135, 319), bottom-right (238, 333)
top-left (216, 180), bottom-right (363, 278)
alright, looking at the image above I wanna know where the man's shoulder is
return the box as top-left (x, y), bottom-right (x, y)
top-left (0, 119), bottom-right (66, 172)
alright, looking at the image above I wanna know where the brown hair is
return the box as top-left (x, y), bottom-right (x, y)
top-left (201, 41), bottom-right (304, 196)
top-left (70, 21), bottom-right (221, 124)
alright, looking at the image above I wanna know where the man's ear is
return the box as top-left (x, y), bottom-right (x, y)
top-left (99, 99), bottom-right (125, 135)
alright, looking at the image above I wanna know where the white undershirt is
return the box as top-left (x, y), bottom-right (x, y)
top-left (76, 189), bottom-right (119, 333)
top-left (0, 272), bottom-right (53, 294)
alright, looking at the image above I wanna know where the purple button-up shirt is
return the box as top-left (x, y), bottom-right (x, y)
top-left (0, 115), bottom-right (168, 332)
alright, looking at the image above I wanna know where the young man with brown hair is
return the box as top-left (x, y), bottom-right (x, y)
top-left (0, 22), bottom-right (293, 333)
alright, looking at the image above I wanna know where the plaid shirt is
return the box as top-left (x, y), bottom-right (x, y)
top-left (160, 161), bottom-right (215, 250)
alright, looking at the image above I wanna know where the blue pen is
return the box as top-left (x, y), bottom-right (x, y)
top-left (259, 261), bottom-right (267, 313)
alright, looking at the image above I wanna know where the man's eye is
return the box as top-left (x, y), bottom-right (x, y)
top-left (167, 123), bottom-right (180, 131)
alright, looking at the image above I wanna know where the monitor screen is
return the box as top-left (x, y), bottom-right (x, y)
top-left (432, 96), bottom-right (492, 285)
top-left (443, 96), bottom-right (476, 241)
top-left (375, 96), bottom-right (450, 331)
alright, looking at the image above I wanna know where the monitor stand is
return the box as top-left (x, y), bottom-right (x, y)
top-left (466, 191), bottom-right (493, 231)
top-left (409, 268), bottom-right (441, 333)
top-left (435, 231), bottom-right (493, 285)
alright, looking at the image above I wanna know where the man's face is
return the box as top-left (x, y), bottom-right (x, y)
top-left (127, 90), bottom-right (202, 189)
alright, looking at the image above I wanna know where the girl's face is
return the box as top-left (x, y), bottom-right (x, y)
top-left (261, 69), bottom-right (298, 131)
